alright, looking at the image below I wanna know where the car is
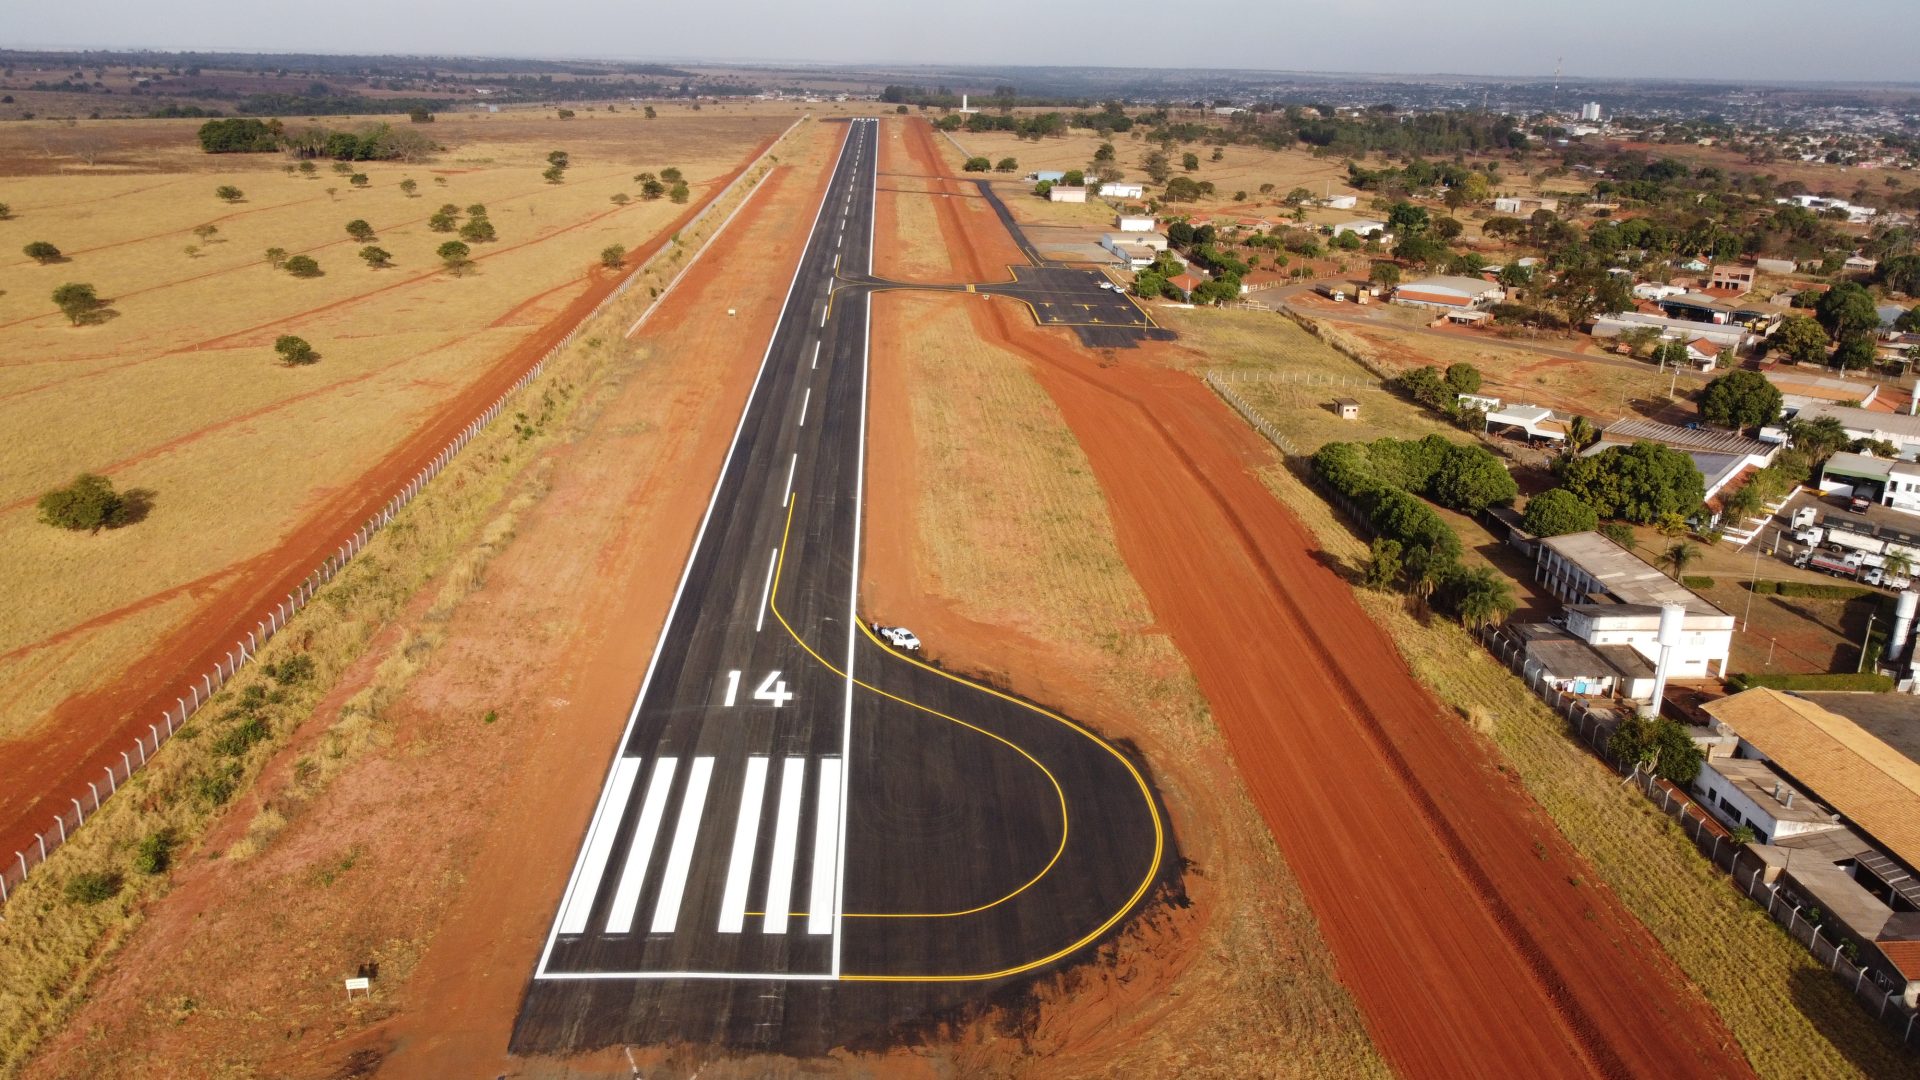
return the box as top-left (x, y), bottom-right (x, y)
top-left (1098, 281), bottom-right (1115, 291)
top-left (872, 624), bottom-right (921, 651)
top-left (1849, 496), bottom-right (1872, 514)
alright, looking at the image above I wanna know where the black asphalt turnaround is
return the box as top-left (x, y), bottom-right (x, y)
top-left (511, 119), bottom-right (1175, 1056)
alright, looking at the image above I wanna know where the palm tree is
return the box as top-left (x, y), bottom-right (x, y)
top-left (1662, 541), bottom-right (1702, 581)
top-left (1884, 549), bottom-right (1914, 584)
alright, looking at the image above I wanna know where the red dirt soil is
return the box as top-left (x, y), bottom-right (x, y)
top-left (895, 118), bottom-right (1753, 1079)
top-left (0, 133), bottom-right (780, 868)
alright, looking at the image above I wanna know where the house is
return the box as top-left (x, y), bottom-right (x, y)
top-left (1533, 532), bottom-right (1734, 680)
top-left (1590, 418), bottom-right (1781, 504)
top-left (1321, 194), bottom-right (1358, 210)
top-left (1048, 185), bottom-right (1088, 203)
top-left (1692, 754), bottom-right (1843, 843)
top-left (1765, 369), bottom-right (1881, 413)
top-left (1756, 257), bottom-right (1797, 275)
top-left (1030, 170), bottom-right (1067, 183)
top-left (1658, 292), bottom-right (1739, 325)
top-left (1708, 265), bottom-right (1757, 295)
top-left (1591, 312), bottom-right (1754, 351)
top-left (1391, 274), bottom-right (1505, 310)
top-left (1332, 219), bottom-right (1389, 238)
top-left (1634, 282), bottom-right (1689, 302)
top-left (1100, 182), bottom-right (1145, 199)
top-left (1115, 214), bottom-right (1156, 232)
top-left (1675, 257), bottom-right (1711, 273)
top-left (1684, 338), bottom-right (1724, 370)
top-left (1102, 231), bottom-right (1167, 252)
top-left (1102, 237), bottom-right (1166, 270)
top-left (1457, 392), bottom-right (1503, 413)
top-left (1483, 403), bottom-right (1567, 442)
top-left (1165, 272), bottom-right (1206, 301)
top-left (1493, 196), bottom-right (1560, 215)
top-left (1510, 623), bottom-right (1649, 698)
top-left (1333, 398), bottom-right (1361, 420)
top-left (1787, 403), bottom-right (1920, 462)
top-left (1819, 452), bottom-right (1920, 514)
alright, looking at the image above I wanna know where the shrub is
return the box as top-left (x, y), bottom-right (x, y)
top-left (211, 715), bottom-right (270, 757)
top-left (428, 209), bottom-right (458, 232)
top-left (1749, 580), bottom-right (1873, 600)
top-left (133, 830), bottom-right (177, 875)
top-left (37, 472), bottom-right (133, 532)
top-left (348, 173), bottom-right (369, 188)
top-left (669, 181), bottom-right (690, 204)
top-left (1598, 522), bottom-right (1637, 550)
top-left (24, 240), bottom-right (62, 263)
top-left (399, 178), bottom-right (418, 197)
top-left (214, 185), bottom-right (244, 203)
top-left (193, 763), bottom-right (242, 807)
top-left (65, 871), bottom-right (122, 905)
top-left (1726, 672), bottom-right (1894, 693)
top-left (283, 255), bottom-right (321, 277)
top-left (599, 243), bottom-right (626, 270)
top-left (1681, 575), bottom-right (1716, 590)
top-left (274, 335), bottom-right (317, 365)
top-left (264, 246), bottom-right (288, 268)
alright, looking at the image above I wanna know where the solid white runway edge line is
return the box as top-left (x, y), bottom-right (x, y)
top-left (717, 756), bottom-right (771, 934)
top-left (807, 758), bottom-right (843, 935)
top-left (799, 387), bottom-right (811, 427)
top-left (762, 756), bottom-right (806, 934)
top-left (557, 757), bottom-right (643, 934)
top-left (650, 756), bottom-right (716, 934)
top-left (605, 757), bottom-right (680, 934)
top-left (756, 547), bottom-right (779, 633)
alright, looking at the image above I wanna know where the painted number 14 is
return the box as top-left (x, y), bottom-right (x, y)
top-left (722, 670), bottom-right (794, 708)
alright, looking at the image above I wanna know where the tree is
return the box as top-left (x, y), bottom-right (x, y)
top-left (1370, 262), bottom-right (1401, 288)
top-left (399, 178), bottom-right (418, 197)
top-left (0, 202), bottom-right (10, 220)
top-left (264, 247), bottom-right (288, 269)
top-left (215, 185), bottom-right (243, 203)
top-left (1661, 541), bottom-right (1701, 580)
top-left (994, 157), bottom-right (1018, 173)
top-left (543, 164), bottom-right (565, 184)
top-left (1787, 415), bottom-right (1850, 463)
top-left (644, 106), bottom-right (657, 119)
top-left (1558, 441), bottom-right (1706, 524)
top-left (1444, 564), bottom-right (1517, 628)
top-left (465, 203), bottom-right (488, 218)
top-left (610, 192), bottom-right (631, 206)
top-left (1521, 488), bottom-right (1598, 537)
top-left (459, 217), bottom-right (497, 243)
top-left (359, 245), bottom-right (392, 268)
top-left (669, 181), bottom-right (690, 204)
top-left (1697, 370), bottom-right (1783, 431)
top-left (51, 282), bottom-right (104, 324)
top-left (274, 334), bottom-right (317, 365)
top-left (1180, 152), bottom-right (1199, 172)
top-left (347, 172), bottom-right (369, 188)
top-left (1443, 363), bottom-right (1481, 395)
top-left (1772, 314), bottom-right (1829, 364)
top-left (1815, 281), bottom-right (1880, 339)
top-left (23, 240), bottom-right (61, 264)
top-left (1567, 415), bottom-right (1599, 452)
top-left (1608, 714), bottom-right (1704, 785)
top-left (1144, 152), bottom-right (1171, 184)
top-left (1387, 202), bottom-right (1430, 237)
top-left (547, 150), bottom-right (569, 169)
top-left (599, 243), bottom-right (626, 270)
top-left (638, 177), bottom-right (666, 200)
top-left (192, 224), bottom-right (220, 244)
top-left (437, 240), bottom-right (472, 274)
top-left (1650, 340), bottom-right (1689, 370)
top-left (345, 219), bottom-right (375, 242)
top-left (1363, 538), bottom-right (1404, 591)
top-left (283, 255), bottom-right (321, 277)
top-left (1833, 334), bottom-right (1877, 371)
top-left (409, 106), bottom-right (434, 124)
top-left (555, 108), bottom-right (575, 120)
top-left (37, 472), bottom-right (135, 532)
top-left (962, 156), bottom-right (991, 172)
top-left (659, 167), bottom-right (683, 183)
top-left (1430, 442), bottom-right (1518, 514)
top-left (297, 161), bottom-right (318, 178)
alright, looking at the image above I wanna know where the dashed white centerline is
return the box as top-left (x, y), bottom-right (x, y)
top-left (819, 308), bottom-right (827, 328)
top-left (799, 387), bottom-right (811, 427)
top-left (783, 452), bottom-right (797, 506)
top-left (756, 547), bottom-right (778, 632)
top-left (811, 341), bottom-right (821, 369)
top-left (649, 756), bottom-right (715, 933)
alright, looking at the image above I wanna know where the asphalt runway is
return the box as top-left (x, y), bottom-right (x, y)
top-left (512, 119), bottom-right (1173, 1056)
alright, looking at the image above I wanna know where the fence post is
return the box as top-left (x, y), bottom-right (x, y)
top-left (54, 816), bottom-right (65, 844)
top-left (72, 797), bottom-right (83, 824)
top-left (14, 851), bottom-right (24, 879)
top-left (105, 766), bottom-right (115, 794)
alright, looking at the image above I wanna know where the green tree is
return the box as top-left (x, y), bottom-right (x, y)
top-left (1558, 441), bottom-right (1706, 524)
top-left (659, 167), bottom-right (683, 183)
top-left (263, 247), bottom-right (288, 269)
top-left (1771, 314), bottom-right (1829, 364)
top-left (1521, 488), bottom-right (1599, 537)
top-left (643, 106), bottom-right (657, 119)
top-left (437, 240), bottom-right (472, 274)
top-left (1181, 152), bottom-right (1200, 172)
top-left (38, 472), bottom-right (139, 532)
top-left (348, 173), bottom-right (369, 188)
top-left (1062, 170), bottom-right (1085, 187)
top-left (542, 164), bottom-right (565, 184)
top-left (399, 178), bottom-right (419, 197)
top-left (1697, 370), bottom-right (1783, 431)
top-left (1815, 281), bottom-right (1880, 339)
top-left (459, 217), bottom-right (497, 243)
top-left (639, 177), bottom-right (666, 200)
top-left (599, 243), bottom-right (626, 270)
top-left (297, 161), bottom-right (318, 178)
top-left (962, 156), bottom-right (991, 172)
top-left (1143, 152), bottom-right (1171, 184)
top-left (994, 157), bottom-right (1018, 173)
top-left (283, 255), bottom-right (321, 277)
top-left (1651, 340), bottom-right (1690, 370)
top-left (345, 219), bottom-right (375, 242)
top-left (1567, 415), bottom-right (1599, 452)
top-left (669, 181), bottom-right (690, 204)
top-left (192, 224), bottom-right (220, 244)
top-left (1786, 415), bottom-right (1850, 463)
top-left (1370, 262), bottom-right (1401, 288)
top-left (1363, 537), bottom-right (1404, 591)
top-left (465, 203), bottom-right (488, 218)
top-left (274, 334), bottom-right (317, 365)
top-left (1387, 202), bottom-right (1430, 237)
top-left (1429, 442), bottom-right (1518, 514)
top-left (1608, 714), bottom-right (1704, 784)
top-left (610, 192), bottom-right (631, 206)
top-left (1444, 564), bottom-right (1517, 628)
top-left (359, 245), bottom-right (392, 268)
top-left (1661, 541), bottom-right (1701, 580)
top-left (51, 282), bottom-right (104, 324)
top-left (23, 240), bottom-right (61, 263)
top-left (547, 150), bottom-right (569, 169)
top-left (214, 185), bottom-right (243, 203)
top-left (1093, 142), bottom-right (1115, 162)
top-left (1833, 334), bottom-right (1877, 371)
top-left (1443, 363), bottom-right (1482, 395)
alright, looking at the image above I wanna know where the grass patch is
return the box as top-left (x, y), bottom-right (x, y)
top-left (1248, 459), bottom-right (1913, 1078)
top-left (1683, 575), bottom-right (1717, 590)
top-left (1751, 580), bottom-right (1876, 600)
top-left (1726, 672), bottom-right (1895, 693)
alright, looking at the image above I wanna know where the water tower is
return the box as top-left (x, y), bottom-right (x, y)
top-left (1641, 602), bottom-right (1688, 719)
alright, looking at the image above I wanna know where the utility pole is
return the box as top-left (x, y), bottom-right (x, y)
top-left (1858, 613), bottom-right (1878, 673)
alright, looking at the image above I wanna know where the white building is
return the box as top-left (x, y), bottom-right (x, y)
top-left (1332, 219), bottom-right (1389, 238)
top-left (1321, 194), bottom-right (1359, 210)
top-left (1493, 196), bottom-right (1560, 215)
top-left (1789, 403), bottom-right (1920, 462)
top-left (1048, 185), bottom-right (1088, 204)
top-left (1633, 282), bottom-right (1688, 301)
top-left (1534, 532), bottom-right (1735, 680)
top-left (1693, 756), bottom-right (1843, 844)
top-left (1590, 312), bottom-right (1754, 351)
top-left (1101, 233), bottom-right (1168, 269)
top-left (1100, 182), bottom-right (1145, 199)
top-left (1589, 418), bottom-right (1780, 505)
top-left (1115, 214), bottom-right (1156, 232)
top-left (1390, 274), bottom-right (1504, 310)
top-left (1580, 102), bottom-right (1603, 122)
top-left (1819, 452), bottom-right (1920, 514)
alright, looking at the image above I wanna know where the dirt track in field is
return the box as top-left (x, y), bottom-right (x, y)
top-left (0, 133), bottom-right (779, 869)
top-left (890, 117), bottom-right (1753, 1079)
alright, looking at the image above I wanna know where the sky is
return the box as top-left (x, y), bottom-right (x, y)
top-left (7, 0), bottom-right (1915, 84)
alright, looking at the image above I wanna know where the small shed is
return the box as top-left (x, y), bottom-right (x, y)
top-left (1333, 398), bottom-right (1361, 421)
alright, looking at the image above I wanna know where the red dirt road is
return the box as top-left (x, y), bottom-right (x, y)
top-left (0, 133), bottom-right (779, 867)
top-left (897, 118), bottom-right (1753, 1078)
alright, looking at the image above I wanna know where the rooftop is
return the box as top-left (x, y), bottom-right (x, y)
top-left (1597, 418), bottom-right (1772, 458)
top-left (1703, 755), bottom-right (1839, 826)
top-left (1403, 274), bottom-right (1502, 298)
top-left (1765, 369), bottom-right (1881, 405)
top-left (1703, 689), bottom-right (1920, 874)
top-left (1541, 531), bottom-right (1727, 616)
top-left (1793, 402), bottom-right (1920, 442)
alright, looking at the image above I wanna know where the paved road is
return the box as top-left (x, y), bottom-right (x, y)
top-left (511, 119), bottom-right (1172, 1055)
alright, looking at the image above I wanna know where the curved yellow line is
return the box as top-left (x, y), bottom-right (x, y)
top-left (767, 495), bottom-right (1168, 982)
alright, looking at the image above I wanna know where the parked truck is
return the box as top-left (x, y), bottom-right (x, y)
top-left (1798, 550), bottom-right (1865, 578)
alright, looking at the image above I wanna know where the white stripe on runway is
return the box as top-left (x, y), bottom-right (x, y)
top-left (755, 547), bottom-right (778, 632)
top-left (808, 757), bottom-right (843, 935)
top-left (783, 452), bottom-right (797, 507)
top-left (819, 309), bottom-right (827, 328)
top-left (558, 756), bottom-right (642, 934)
top-left (650, 756), bottom-right (715, 933)
top-left (811, 341), bottom-right (820, 368)
top-left (717, 756), bottom-right (770, 933)
top-left (762, 757), bottom-right (806, 934)
top-left (604, 757), bottom-right (679, 933)
top-left (799, 387), bottom-right (811, 427)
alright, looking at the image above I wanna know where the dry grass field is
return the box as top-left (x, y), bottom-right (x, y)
top-left (0, 110), bottom-right (786, 739)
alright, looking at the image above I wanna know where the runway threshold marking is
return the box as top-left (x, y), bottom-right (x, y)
top-left (763, 756), bottom-right (807, 934)
top-left (605, 757), bottom-right (678, 933)
top-left (650, 756), bottom-right (715, 933)
top-left (808, 758), bottom-right (843, 935)
top-left (557, 756), bottom-right (642, 934)
top-left (718, 756), bottom-right (771, 933)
